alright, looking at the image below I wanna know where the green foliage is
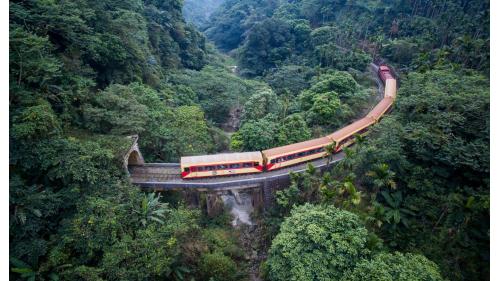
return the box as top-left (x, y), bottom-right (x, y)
top-left (341, 252), bottom-right (444, 281)
top-left (238, 18), bottom-right (303, 76)
top-left (9, 1), bottom-right (250, 280)
top-left (277, 114), bottom-right (312, 145)
top-left (315, 44), bottom-right (372, 71)
top-left (266, 204), bottom-right (370, 281)
top-left (11, 101), bottom-right (61, 141)
top-left (200, 252), bottom-right (238, 281)
top-left (9, 1), bottom-right (490, 281)
top-left (43, 187), bottom-right (201, 281)
top-left (236, 116), bottom-right (280, 151)
top-left (83, 83), bottom-right (150, 135)
top-left (137, 193), bottom-right (169, 226)
top-left (204, 0), bottom-right (278, 51)
top-left (241, 88), bottom-right (281, 122)
top-left (320, 173), bottom-right (362, 210)
top-left (299, 71), bottom-right (368, 127)
top-left (168, 66), bottom-right (265, 125)
top-left (11, 0), bottom-right (207, 89)
top-left (264, 65), bottom-right (314, 95)
top-left (330, 69), bottom-right (489, 280)
top-left (201, 228), bottom-right (243, 258)
top-left (81, 82), bottom-right (213, 161)
top-left (306, 91), bottom-right (346, 126)
top-left (182, 0), bottom-right (225, 28)
top-left (235, 112), bottom-right (313, 151)
top-left (209, 126), bottom-right (231, 152)
top-left (9, 27), bottom-right (62, 90)
top-left (275, 165), bottom-right (321, 214)
top-left (309, 71), bottom-right (359, 95)
top-left (229, 131), bottom-right (244, 151)
top-left (382, 39), bottom-right (421, 66)
top-left (206, 0), bottom-right (489, 75)
top-left (168, 106), bottom-right (214, 158)
top-left (366, 163), bottom-right (397, 192)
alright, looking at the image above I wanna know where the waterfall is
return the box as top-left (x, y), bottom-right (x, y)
top-left (221, 192), bottom-right (254, 226)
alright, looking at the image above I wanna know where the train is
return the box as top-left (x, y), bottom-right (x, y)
top-left (180, 64), bottom-right (397, 179)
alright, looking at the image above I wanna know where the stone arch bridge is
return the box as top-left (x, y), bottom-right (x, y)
top-left (125, 64), bottom-right (386, 214)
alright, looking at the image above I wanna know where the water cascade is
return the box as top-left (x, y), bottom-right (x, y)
top-left (221, 191), bottom-right (254, 226)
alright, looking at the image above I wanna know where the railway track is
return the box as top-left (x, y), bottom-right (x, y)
top-left (130, 153), bottom-right (345, 190)
top-left (129, 63), bottom-right (386, 190)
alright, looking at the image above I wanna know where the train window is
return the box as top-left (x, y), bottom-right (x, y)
top-left (197, 167), bottom-right (204, 172)
top-left (217, 165), bottom-right (227, 170)
top-left (243, 162), bottom-right (252, 168)
top-left (298, 152), bottom-right (305, 157)
top-left (184, 168), bottom-right (189, 172)
top-left (270, 159), bottom-right (276, 164)
top-left (339, 137), bottom-right (351, 146)
top-left (230, 163), bottom-right (240, 169)
top-left (287, 154), bottom-right (295, 160)
top-left (254, 162), bottom-right (259, 167)
top-left (207, 166), bottom-right (216, 171)
top-left (357, 128), bottom-right (368, 135)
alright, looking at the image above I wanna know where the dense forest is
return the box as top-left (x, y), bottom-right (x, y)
top-left (10, 0), bottom-right (489, 281)
top-left (183, 0), bottom-right (224, 27)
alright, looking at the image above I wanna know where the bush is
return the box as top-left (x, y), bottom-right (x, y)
top-left (199, 252), bottom-right (238, 281)
top-left (266, 204), bottom-right (370, 281)
top-left (341, 252), bottom-right (444, 281)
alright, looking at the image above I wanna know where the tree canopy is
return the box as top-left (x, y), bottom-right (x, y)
top-left (266, 204), bottom-right (370, 281)
top-left (341, 252), bottom-right (444, 281)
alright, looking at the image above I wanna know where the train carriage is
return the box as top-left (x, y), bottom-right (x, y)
top-left (378, 65), bottom-right (392, 81)
top-left (262, 137), bottom-right (332, 171)
top-left (178, 63), bottom-right (397, 178)
top-left (181, 152), bottom-right (264, 179)
top-left (366, 97), bottom-right (394, 122)
top-left (327, 117), bottom-right (375, 152)
top-left (384, 78), bottom-right (397, 99)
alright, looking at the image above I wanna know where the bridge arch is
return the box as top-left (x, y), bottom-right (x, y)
top-left (123, 135), bottom-right (145, 175)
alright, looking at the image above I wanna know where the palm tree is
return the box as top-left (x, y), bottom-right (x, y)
top-left (136, 192), bottom-right (168, 227)
top-left (10, 257), bottom-right (59, 281)
top-left (354, 133), bottom-right (366, 145)
top-left (324, 141), bottom-right (337, 167)
top-left (320, 173), bottom-right (361, 210)
top-left (366, 163), bottom-right (397, 193)
top-left (340, 179), bottom-right (362, 209)
top-left (338, 147), bottom-right (356, 170)
top-left (379, 191), bottom-right (415, 228)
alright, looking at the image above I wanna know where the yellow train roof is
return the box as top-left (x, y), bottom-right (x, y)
top-left (262, 137), bottom-right (332, 158)
top-left (327, 117), bottom-right (375, 142)
top-left (366, 97), bottom-right (394, 121)
top-left (384, 78), bottom-right (397, 98)
top-left (181, 151), bottom-right (262, 166)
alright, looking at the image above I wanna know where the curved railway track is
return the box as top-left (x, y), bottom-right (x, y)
top-left (130, 63), bottom-right (390, 191)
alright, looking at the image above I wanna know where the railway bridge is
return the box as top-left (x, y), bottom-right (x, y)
top-left (126, 63), bottom-right (387, 215)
